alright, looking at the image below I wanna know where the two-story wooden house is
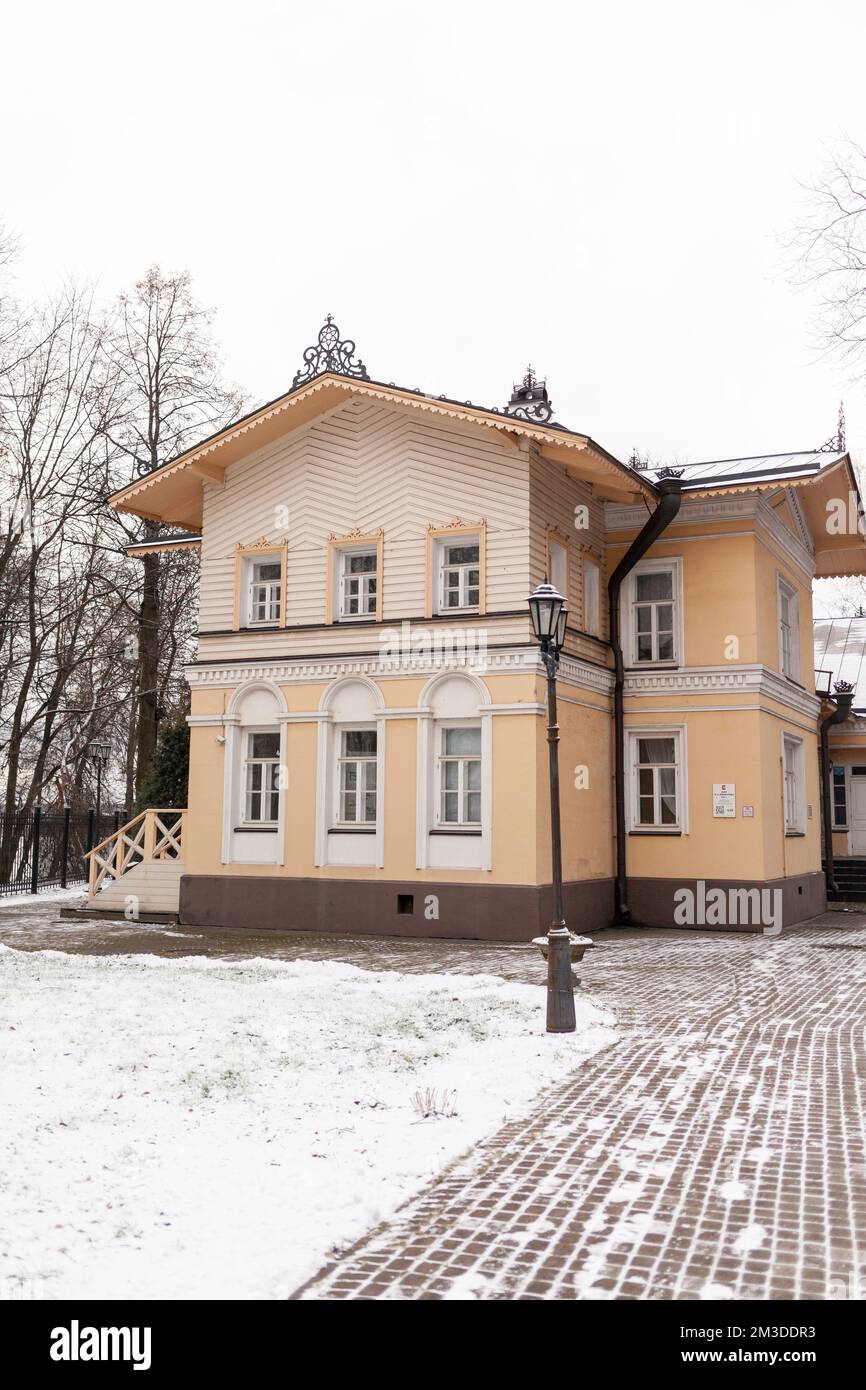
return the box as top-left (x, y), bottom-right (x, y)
top-left (89, 318), bottom-right (866, 938)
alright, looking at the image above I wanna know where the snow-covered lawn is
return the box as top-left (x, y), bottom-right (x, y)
top-left (0, 945), bottom-right (616, 1300)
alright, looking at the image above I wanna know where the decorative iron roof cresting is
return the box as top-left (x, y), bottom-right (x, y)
top-left (292, 314), bottom-right (370, 389)
top-left (505, 366), bottom-right (554, 424)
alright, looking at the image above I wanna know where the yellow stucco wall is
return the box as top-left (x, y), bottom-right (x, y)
top-left (186, 674), bottom-right (550, 887)
top-left (183, 508), bottom-right (824, 893)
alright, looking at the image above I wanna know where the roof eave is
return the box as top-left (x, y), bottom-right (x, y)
top-left (108, 371), bottom-right (654, 524)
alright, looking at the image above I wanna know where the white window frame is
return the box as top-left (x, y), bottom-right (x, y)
top-left (626, 725), bottom-right (688, 833)
top-left (583, 556), bottom-right (600, 637)
top-left (415, 673), bottom-right (492, 872)
top-left (435, 722), bottom-right (482, 829)
top-left (832, 763), bottom-right (848, 830)
top-left (240, 727), bottom-right (281, 827)
top-left (314, 678), bottom-right (386, 869)
top-left (337, 546), bottom-right (378, 622)
top-left (783, 733), bottom-right (805, 834)
top-left (625, 557), bottom-right (682, 667)
top-left (245, 556), bottom-right (283, 627)
top-left (220, 682), bottom-right (288, 866)
top-left (436, 534), bottom-right (481, 615)
top-left (777, 574), bottom-right (800, 681)
top-left (334, 726), bottom-right (378, 826)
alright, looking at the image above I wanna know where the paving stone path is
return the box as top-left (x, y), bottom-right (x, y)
top-left (295, 915), bottom-right (866, 1300)
top-left (4, 897), bottom-right (866, 1300)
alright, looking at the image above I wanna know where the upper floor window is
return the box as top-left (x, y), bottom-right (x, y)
top-left (243, 730), bottom-right (280, 824)
top-left (627, 559), bottom-right (681, 665)
top-left (234, 544), bottom-right (286, 630)
top-left (438, 725), bottom-right (482, 825)
top-left (547, 533), bottom-right (569, 601)
top-left (339, 548), bottom-right (378, 620)
top-left (426, 523), bottom-right (486, 620)
top-left (248, 559), bottom-right (282, 625)
top-left (328, 531), bottom-right (383, 624)
top-left (439, 539), bottom-right (480, 613)
top-left (337, 729), bottom-right (378, 824)
top-left (783, 733), bottom-right (805, 833)
top-left (583, 557), bottom-right (600, 637)
top-left (778, 575), bottom-right (800, 680)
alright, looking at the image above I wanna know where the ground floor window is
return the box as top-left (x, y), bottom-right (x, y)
top-left (337, 729), bottom-right (377, 824)
top-left (243, 730), bottom-right (280, 824)
top-left (628, 730), bottom-right (683, 831)
top-left (438, 725), bottom-right (481, 825)
top-left (783, 734), bottom-right (805, 834)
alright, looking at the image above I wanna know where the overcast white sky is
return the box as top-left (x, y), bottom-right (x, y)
top-left (2, 0), bottom-right (866, 478)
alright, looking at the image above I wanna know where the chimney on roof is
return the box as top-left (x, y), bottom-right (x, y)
top-left (505, 365), bottom-right (554, 424)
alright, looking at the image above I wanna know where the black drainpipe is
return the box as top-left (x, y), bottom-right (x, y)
top-left (608, 478), bottom-right (683, 926)
top-left (819, 681), bottom-right (854, 893)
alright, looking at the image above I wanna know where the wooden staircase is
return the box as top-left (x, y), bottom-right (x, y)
top-left (85, 809), bottom-right (187, 921)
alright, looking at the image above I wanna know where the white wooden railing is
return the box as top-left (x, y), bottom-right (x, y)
top-left (85, 808), bottom-right (187, 897)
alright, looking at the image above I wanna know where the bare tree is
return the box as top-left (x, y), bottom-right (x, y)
top-left (791, 141), bottom-right (866, 369)
top-left (101, 267), bottom-right (244, 798)
top-left (0, 289), bottom-right (122, 828)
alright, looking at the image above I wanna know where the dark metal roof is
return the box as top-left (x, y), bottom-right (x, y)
top-left (675, 450), bottom-right (845, 491)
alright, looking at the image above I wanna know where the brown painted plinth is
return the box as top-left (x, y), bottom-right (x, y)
top-left (180, 870), bottom-right (827, 939)
top-left (626, 871), bottom-right (826, 931)
top-left (180, 874), bottom-right (615, 942)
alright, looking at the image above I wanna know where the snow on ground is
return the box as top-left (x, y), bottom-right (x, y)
top-left (0, 945), bottom-right (616, 1300)
top-left (0, 886), bottom-right (86, 909)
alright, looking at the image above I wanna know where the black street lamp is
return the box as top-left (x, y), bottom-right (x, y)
top-left (89, 740), bottom-right (111, 826)
top-left (528, 580), bottom-right (576, 1033)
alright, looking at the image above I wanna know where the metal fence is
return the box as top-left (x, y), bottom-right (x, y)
top-left (0, 807), bottom-right (128, 898)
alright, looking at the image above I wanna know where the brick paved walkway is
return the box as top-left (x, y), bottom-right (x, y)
top-left (294, 914), bottom-right (866, 1300)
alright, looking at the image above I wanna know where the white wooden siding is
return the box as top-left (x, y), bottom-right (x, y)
top-left (528, 448), bottom-right (609, 642)
top-left (199, 397), bottom-right (531, 631)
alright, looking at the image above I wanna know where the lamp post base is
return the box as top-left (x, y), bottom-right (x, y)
top-left (546, 923), bottom-right (576, 1033)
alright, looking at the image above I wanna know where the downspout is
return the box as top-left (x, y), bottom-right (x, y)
top-left (819, 681), bottom-right (854, 893)
top-left (608, 477), bottom-right (683, 926)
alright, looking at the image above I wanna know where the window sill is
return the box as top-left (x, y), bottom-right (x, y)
top-left (233, 826), bottom-right (278, 834)
top-left (627, 661), bottom-right (679, 671)
top-left (628, 829), bottom-right (682, 836)
top-left (785, 830), bottom-right (806, 838)
top-left (430, 828), bottom-right (482, 837)
top-left (435, 609), bottom-right (481, 619)
top-left (329, 827), bottom-right (376, 835)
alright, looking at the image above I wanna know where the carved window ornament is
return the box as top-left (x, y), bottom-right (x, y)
top-left (237, 537), bottom-right (280, 551)
top-left (292, 314), bottom-right (370, 389)
top-left (327, 526), bottom-right (384, 543)
top-left (425, 517), bottom-right (485, 532)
